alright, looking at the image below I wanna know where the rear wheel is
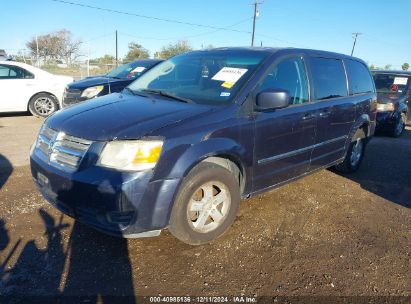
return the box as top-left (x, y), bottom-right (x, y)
top-left (334, 132), bottom-right (366, 174)
top-left (390, 113), bottom-right (406, 137)
top-left (169, 162), bottom-right (240, 245)
top-left (28, 93), bottom-right (59, 118)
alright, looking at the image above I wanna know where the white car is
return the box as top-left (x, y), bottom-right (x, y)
top-left (0, 61), bottom-right (73, 117)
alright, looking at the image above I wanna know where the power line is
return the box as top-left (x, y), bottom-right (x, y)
top-left (119, 18), bottom-right (253, 42)
top-left (51, 0), bottom-right (253, 35)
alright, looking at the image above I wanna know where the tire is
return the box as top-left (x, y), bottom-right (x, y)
top-left (169, 162), bottom-right (240, 245)
top-left (28, 93), bottom-right (59, 118)
top-left (390, 113), bottom-right (406, 138)
top-left (334, 131), bottom-right (366, 174)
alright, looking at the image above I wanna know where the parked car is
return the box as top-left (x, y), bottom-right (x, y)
top-left (30, 48), bottom-right (376, 245)
top-left (0, 61), bottom-right (73, 117)
top-left (372, 70), bottom-right (410, 137)
top-left (62, 59), bottom-right (163, 108)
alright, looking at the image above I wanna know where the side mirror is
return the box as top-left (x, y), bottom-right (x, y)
top-left (256, 89), bottom-right (291, 111)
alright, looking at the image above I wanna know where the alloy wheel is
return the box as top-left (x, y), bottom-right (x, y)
top-left (187, 181), bottom-right (231, 233)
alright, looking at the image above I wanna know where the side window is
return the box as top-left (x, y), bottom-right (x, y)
top-left (310, 57), bottom-right (347, 100)
top-left (344, 60), bottom-right (374, 95)
top-left (0, 65), bottom-right (25, 79)
top-left (257, 57), bottom-right (309, 105)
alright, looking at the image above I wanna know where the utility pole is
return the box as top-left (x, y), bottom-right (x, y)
top-left (35, 35), bottom-right (39, 67)
top-left (251, 1), bottom-right (262, 47)
top-left (115, 30), bottom-right (118, 67)
top-left (351, 32), bottom-right (362, 56)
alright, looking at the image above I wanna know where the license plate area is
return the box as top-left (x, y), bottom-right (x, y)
top-left (37, 172), bottom-right (49, 187)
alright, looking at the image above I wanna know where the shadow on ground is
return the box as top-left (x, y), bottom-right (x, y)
top-left (339, 128), bottom-right (411, 208)
top-left (0, 210), bottom-right (136, 303)
top-left (0, 154), bottom-right (13, 190)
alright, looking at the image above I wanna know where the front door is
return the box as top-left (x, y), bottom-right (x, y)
top-left (253, 56), bottom-right (316, 191)
top-left (0, 64), bottom-right (33, 112)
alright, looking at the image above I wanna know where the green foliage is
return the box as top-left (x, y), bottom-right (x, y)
top-left (155, 40), bottom-right (193, 59)
top-left (125, 42), bottom-right (150, 62)
top-left (402, 63), bottom-right (409, 71)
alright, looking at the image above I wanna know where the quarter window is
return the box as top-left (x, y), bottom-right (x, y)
top-left (310, 57), bottom-right (347, 100)
top-left (0, 65), bottom-right (32, 79)
top-left (257, 57), bottom-right (309, 105)
top-left (344, 60), bottom-right (374, 95)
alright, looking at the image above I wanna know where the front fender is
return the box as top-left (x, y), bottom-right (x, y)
top-left (164, 137), bottom-right (248, 180)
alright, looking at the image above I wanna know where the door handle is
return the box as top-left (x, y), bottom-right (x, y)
top-left (302, 113), bottom-right (316, 121)
top-left (319, 109), bottom-right (331, 118)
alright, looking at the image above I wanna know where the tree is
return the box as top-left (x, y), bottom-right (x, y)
top-left (26, 29), bottom-right (82, 65)
top-left (124, 42), bottom-right (149, 62)
top-left (155, 40), bottom-right (193, 59)
top-left (384, 64), bottom-right (392, 70)
top-left (402, 63), bottom-right (409, 71)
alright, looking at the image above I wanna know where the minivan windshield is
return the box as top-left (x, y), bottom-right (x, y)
top-left (373, 73), bottom-right (410, 94)
top-left (107, 61), bottom-right (156, 79)
top-left (128, 50), bottom-right (270, 105)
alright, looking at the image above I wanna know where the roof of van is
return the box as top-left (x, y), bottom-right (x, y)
top-left (200, 47), bottom-right (365, 63)
top-left (371, 70), bottom-right (411, 75)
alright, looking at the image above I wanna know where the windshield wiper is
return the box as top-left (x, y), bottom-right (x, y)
top-left (142, 89), bottom-right (194, 104)
top-left (124, 87), bottom-right (151, 98)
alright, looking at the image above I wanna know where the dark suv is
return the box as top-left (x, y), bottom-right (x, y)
top-left (372, 70), bottom-right (410, 137)
top-left (62, 59), bottom-right (162, 108)
top-left (30, 48), bottom-right (376, 245)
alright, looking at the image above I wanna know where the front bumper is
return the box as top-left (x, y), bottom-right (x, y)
top-left (30, 153), bottom-right (180, 238)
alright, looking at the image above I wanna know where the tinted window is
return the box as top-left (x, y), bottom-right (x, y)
top-left (107, 61), bottom-right (158, 79)
top-left (310, 58), bottom-right (347, 100)
top-left (345, 60), bottom-right (374, 94)
top-left (373, 73), bottom-right (410, 95)
top-left (0, 65), bottom-right (29, 79)
top-left (257, 57), bottom-right (309, 105)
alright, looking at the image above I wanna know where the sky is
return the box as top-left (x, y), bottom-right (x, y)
top-left (1, 0), bottom-right (410, 69)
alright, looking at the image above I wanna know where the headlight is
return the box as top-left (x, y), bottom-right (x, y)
top-left (97, 140), bottom-right (163, 171)
top-left (81, 85), bottom-right (104, 98)
top-left (376, 103), bottom-right (395, 112)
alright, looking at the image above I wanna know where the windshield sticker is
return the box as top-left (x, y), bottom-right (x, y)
top-left (221, 81), bottom-right (235, 89)
top-left (212, 67), bottom-right (248, 84)
top-left (393, 77), bottom-right (408, 85)
top-left (131, 66), bottom-right (146, 73)
top-left (220, 92), bottom-right (231, 97)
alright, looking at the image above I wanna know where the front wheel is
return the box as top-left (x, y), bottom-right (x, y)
top-left (28, 93), bottom-right (59, 118)
top-left (169, 162), bottom-right (240, 245)
top-left (334, 137), bottom-right (365, 174)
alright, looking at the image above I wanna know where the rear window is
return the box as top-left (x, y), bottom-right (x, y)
top-left (309, 57), bottom-right (348, 100)
top-left (344, 60), bottom-right (374, 95)
top-left (373, 73), bottom-right (410, 94)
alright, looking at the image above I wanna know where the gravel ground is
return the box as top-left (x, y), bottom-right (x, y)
top-left (0, 115), bottom-right (410, 303)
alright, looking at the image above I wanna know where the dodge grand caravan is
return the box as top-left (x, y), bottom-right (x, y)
top-left (30, 48), bottom-right (377, 245)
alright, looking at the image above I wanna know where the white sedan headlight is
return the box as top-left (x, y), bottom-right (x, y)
top-left (97, 140), bottom-right (163, 171)
top-left (81, 85), bottom-right (104, 98)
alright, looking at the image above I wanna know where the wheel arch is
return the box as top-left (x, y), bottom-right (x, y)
top-left (27, 91), bottom-right (60, 111)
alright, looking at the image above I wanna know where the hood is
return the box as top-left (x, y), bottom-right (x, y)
top-left (46, 93), bottom-right (213, 141)
top-left (68, 76), bottom-right (129, 90)
top-left (377, 92), bottom-right (405, 104)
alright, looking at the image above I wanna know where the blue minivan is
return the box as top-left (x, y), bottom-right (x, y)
top-left (30, 48), bottom-right (376, 245)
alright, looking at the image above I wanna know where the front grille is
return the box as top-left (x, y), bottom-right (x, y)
top-left (62, 88), bottom-right (82, 107)
top-left (36, 126), bottom-right (92, 172)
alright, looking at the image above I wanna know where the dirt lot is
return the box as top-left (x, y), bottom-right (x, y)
top-left (0, 115), bottom-right (410, 303)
